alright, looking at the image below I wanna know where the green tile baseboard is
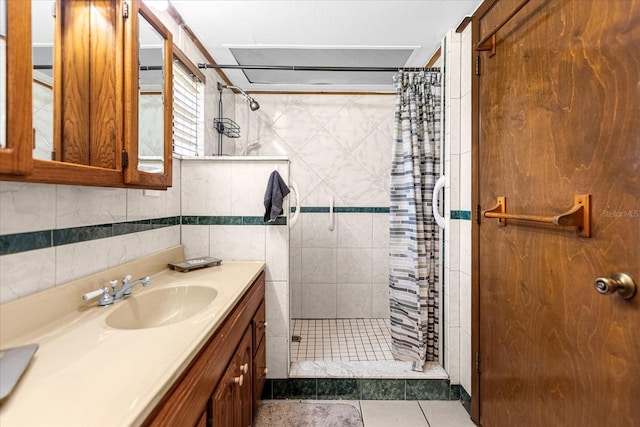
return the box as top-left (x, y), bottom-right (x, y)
top-left (261, 378), bottom-right (458, 401)
top-left (457, 384), bottom-right (472, 414)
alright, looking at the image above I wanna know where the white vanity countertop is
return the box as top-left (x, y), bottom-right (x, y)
top-left (0, 258), bottom-right (265, 426)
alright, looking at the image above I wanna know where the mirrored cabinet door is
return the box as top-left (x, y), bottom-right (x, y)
top-left (1, 0), bottom-right (173, 189)
top-left (32, 0), bottom-right (55, 161)
top-left (0, 1), bottom-right (33, 175)
top-left (0, 0), bottom-right (6, 151)
top-left (124, 0), bottom-right (172, 188)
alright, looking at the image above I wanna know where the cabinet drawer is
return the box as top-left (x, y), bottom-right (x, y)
top-left (252, 300), bottom-right (266, 356)
top-left (252, 337), bottom-right (267, 416)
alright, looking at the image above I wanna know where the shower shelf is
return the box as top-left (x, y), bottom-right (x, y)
top-left (213, 118), bottom-right (240, 138)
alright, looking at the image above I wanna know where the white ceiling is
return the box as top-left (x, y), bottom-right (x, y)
top-left (169, 0), bottom-right (482, 92)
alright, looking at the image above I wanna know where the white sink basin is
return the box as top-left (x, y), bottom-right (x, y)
top-left (105, 286), bottom-right (217, 330)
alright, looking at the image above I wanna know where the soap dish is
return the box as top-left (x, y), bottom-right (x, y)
top-left (169, 257), bottom-right (222, 273)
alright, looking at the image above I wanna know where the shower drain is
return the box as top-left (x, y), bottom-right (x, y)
top-left (291, 335), bottom-right (302, 342)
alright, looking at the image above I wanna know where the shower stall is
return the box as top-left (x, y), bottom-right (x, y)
top-left (205, 59), bottom-right (450, 382)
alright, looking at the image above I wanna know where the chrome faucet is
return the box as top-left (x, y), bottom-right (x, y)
top-left (82, 275), bottom-right (151, 306)
top-left (113, 275), bottom-right (151, 300)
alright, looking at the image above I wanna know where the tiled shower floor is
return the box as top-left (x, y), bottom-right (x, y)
top-left (289, 318), bottom-right (448, 379)
top-left (291, 319), bottom-right (394, 362)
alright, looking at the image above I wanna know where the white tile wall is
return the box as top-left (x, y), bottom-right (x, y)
top-left (180, 158), bottom-right (290, 379)
top-left (301, 282), bottom-right (337, 318)
top-left (181, 161), bottom-right (233, 215)
top-left (371, 283), bottom-right (390, 318)
top-left (338, 214), bottom-right (373, 248)
top-left (0, 160), bottom-right (182, 304)
top-left (265, 226), bottom-right (288, 281)
top-left (0, 248), bottom-right (56, 303)
top-left (296, 212), bottom-right (390, 319)
top-left (235, 94), bottom-right (394, 208)
top-left (0, 182), bottom-right (56, 234)
top-left (301, 214), bottom-right (337, 248)
top-left (301, 247), bottom-right (337, 284)
top-left (337, 283), bottom-right (372, 318)
top-left (337, 248), bottom-right (372, 284)
top-left (210, 225), bottom-right (266, 261)
top-left (180, 225), bottom-right (210, 260)
top-left (56, 185), bottom-right (127, 229)
top-left (443, 24), bottom-right (473, 394)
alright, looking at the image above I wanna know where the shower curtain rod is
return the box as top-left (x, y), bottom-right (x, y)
top-left (197, 63), bottom-right (440, 73)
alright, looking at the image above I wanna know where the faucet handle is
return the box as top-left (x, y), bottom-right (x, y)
top-left (83, 286), bottom-right (114, 306)
top-left (83, 288), bottom-right (105, 301)
top-left (122, 275), bottom-right (132, 284)
top-left (109, 279), bottom-right (118, 292)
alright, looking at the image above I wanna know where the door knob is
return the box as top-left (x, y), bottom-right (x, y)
top-left (594, 272), bottom-right (636, 300)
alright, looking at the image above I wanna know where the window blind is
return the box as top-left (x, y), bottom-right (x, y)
top-left (172, 61), bottom-right (203, 156)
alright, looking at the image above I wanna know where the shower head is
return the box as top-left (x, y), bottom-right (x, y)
top-left (218, 82), bottom-right (260, 111)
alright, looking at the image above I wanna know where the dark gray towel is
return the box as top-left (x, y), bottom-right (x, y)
top-left (264, 170), bottom-right (290, 222)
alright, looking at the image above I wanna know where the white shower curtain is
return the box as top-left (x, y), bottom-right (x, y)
top-left (389, 70), bottom-right (441, 371)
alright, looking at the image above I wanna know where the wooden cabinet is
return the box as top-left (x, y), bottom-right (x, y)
top-left (0, 2), bottom-right (33, 175)
top-left (144, 271), bottom-right (267, 427)
top-left (212, 327), bottom-right (253, 427)
top-left (0, 0), bottom-right (173, 189)
top-left (251, 301), bottom-right (267, 416)
top-left (253, 337), bottom-right (267, 417)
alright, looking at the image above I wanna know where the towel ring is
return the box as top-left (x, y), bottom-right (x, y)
top-left (433, 175), bottom-right (446, 229)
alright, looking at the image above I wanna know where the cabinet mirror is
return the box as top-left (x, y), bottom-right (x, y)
top-left (32, 0), bottom-right (54, 160)
top-left (0, 0), bottom-right (172, 189)
top-left (137, 10), bottom-right (165, 173)
top-left (123, 1), bottom-right (172, 187)
top-left (0, 0), bottom-right (6, 150)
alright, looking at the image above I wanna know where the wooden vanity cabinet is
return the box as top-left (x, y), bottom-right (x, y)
top-left (144, 271), bottom-right (266, 427)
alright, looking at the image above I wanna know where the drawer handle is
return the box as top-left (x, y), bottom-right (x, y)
top-left (259, 367), bottom-right (268, 379)
top-left (241, 363), bottom-right (249, 374)
top-left (234, 374), bottom-right (243, 387)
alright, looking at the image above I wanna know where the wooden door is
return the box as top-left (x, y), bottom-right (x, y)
top-left (475, 1), bottom-right (640, 426)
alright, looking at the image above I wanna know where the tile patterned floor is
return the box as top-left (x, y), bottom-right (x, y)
top-left (291, 319), bottom-right (395, 362)
top-left (258, 400), bottom-right (476, 427)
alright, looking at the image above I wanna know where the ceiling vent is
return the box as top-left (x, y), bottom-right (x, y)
top-left (228, 47), bottom-right (415, 86)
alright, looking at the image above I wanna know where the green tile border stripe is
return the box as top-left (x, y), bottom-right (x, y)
top-left (291, 207), bottom-right (390, 213)
top-left (0, 215), bottom-right (289, 256)
top-left (0, 216), bottom-right (180, 256)
top-left (261, 378), bottom-right (458, 401)
top-left (451, 210), bottom-right (471, 220)
top-left (181, 216), bottom-right (287, 226)
top-left (0, 230), bottom-right (52, 256)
